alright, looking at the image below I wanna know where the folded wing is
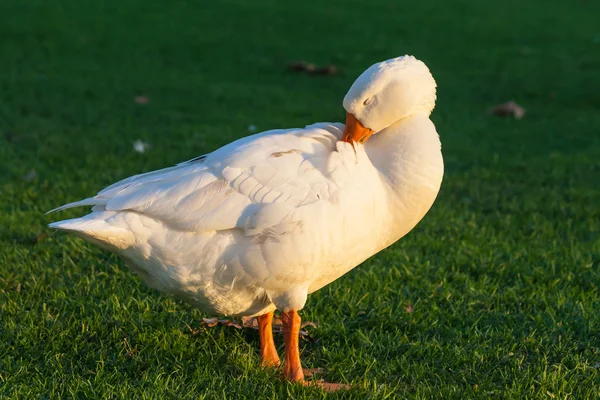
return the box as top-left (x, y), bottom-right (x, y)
top-left (52, 123), bottom-right (362, 235)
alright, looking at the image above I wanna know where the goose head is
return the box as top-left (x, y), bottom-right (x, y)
top-left (342, 55), bottom-right (437, 143)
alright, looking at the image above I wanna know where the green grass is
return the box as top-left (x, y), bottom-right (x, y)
top-left (1, 0), bottom-right (600, 398)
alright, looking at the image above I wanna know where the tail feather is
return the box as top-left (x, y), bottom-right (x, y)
top-left (49, 215), bottom-right (134, 250)
top-left (49, 216), bottom-right (110, 232)
top-left (46, 198), bottom-right (107, 214)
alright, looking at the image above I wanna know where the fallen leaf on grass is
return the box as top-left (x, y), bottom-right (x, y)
top-left (288, 61), bottom-right (316, 72)
top-left (133, 140), bottom-right (150, 153)
top-left (287, 61), bottom-right (338, 76)
top-left (287, 61), bottom-right (306, 71)
top-left (201, 317), bottom-right (219, 328)
top-left (303, 368), bottom-right (324, 377)
top-left (23, 169), bottom-right (37, 181)
top-left (404, 304), bottom-right (414, 313)
top-left (313, 65), bottom-right (338, 76)
top-left (241, 316), bottom-right (258, 329)
top-left (134, 95), bottom-right (150, 105)
top-left (201, 315), bottom-right (319, 342)
top-left (489, 100), bottom-right (526, 119)
top-left (201, 317), bottom-right (242, 329)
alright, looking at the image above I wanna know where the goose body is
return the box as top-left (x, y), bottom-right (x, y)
top-left (50, 55), bottom-right (444, 388)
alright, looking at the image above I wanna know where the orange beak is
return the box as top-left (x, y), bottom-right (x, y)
top-left (342, 112), bottom-right (374, 144)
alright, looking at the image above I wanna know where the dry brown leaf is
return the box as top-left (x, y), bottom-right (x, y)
top-left (303, 368), bottom-right (323, 377)
top-left (288, 61), bottom-right (315, 72)
top-left (185, 322), bottom-right (203, 336)
top-left (313, 65), bottom-right (338, 76)
top-left (201, 317), bottom-right (219, 327)
top-left (202, 315), bottom-right (319, 342)
top-left (304, 63), bottom-right (317, 73)
top-left (241, 316), bottom-right (258, 329)
top-left (489, 100), bottom-right (526, 119)
top-left (134, 95), bottom-right (150, 105)
top-left (288, 61), bottom-right (337, 76)
top-left (404, 304), bottom-right (414, 313)
top-left (301, 321), bottom-right (318, 329)
top-left (219, 319), bottom-right (242, 329)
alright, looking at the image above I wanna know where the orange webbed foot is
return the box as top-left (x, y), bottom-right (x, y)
top-left (281, 310), bottom-right (350, 392)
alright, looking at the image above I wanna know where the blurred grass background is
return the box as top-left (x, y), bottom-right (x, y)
top-left (1, 0), bottom-right (599, 398)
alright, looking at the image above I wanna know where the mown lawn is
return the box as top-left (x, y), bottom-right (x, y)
top-left (1, 0), bottom-right (599, 398)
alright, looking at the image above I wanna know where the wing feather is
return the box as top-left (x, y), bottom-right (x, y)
top-left (57, 122), bottom-right (358, 235)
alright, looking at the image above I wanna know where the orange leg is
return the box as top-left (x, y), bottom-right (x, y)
top-left (282, 310), bottom-right (304, 382)
top-left (281, 310), bottom-right (350, 392)
top-left (258, 311), bottom-right (280, 367)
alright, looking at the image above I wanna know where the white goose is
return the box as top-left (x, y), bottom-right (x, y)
top-left (49, 55), bottom-right (443, 390)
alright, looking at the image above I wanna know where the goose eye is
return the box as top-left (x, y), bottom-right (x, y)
top-left (363, 97), bottom-right (374, 106)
